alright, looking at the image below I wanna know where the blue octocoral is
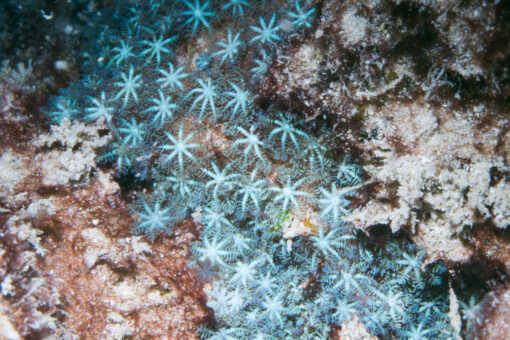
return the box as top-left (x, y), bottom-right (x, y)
top-left (132, 197), bottom-right (174, 240)
top-left (40, 1), bottom-right (459, 339)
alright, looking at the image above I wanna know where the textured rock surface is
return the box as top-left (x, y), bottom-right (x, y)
top-left (258, 0), bottom-right (510, 268)
top-left (471, 283), bottom-right (510, 340)
top-left (0, 75), bottom-right (209, 339)
top-left (0, 166), bottom-right (209, 339)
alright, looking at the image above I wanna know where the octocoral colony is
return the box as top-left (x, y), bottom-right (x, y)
top-left (35, 0), bottom-right (501, 339)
